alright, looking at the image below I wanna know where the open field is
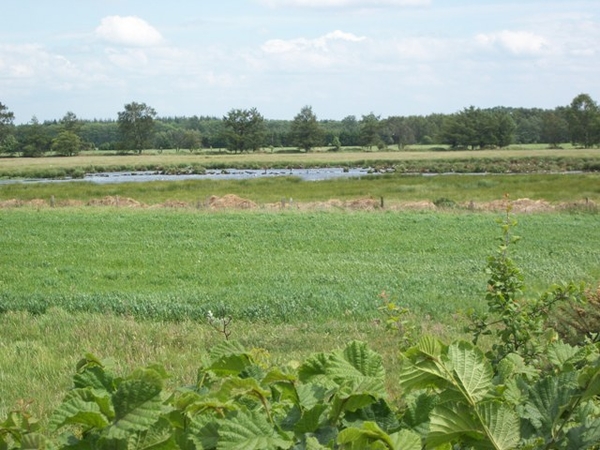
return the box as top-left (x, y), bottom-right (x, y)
top-left (0, 208), bottom-right (599, 421)
top-left (1, 146), bottom-right (600, 174)
top-left (1, 209), bottom-right (599, 322)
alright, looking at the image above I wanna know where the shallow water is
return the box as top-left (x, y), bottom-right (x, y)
top-left (1, 167), bottom-right (385, 185)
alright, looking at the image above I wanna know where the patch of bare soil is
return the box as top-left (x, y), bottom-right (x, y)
top-left (466, 198), bottom-right (555, 213)
top-left (0, 195), bottom-right (594, 213)
top-left (208, 194), bottom-right (257, 209)
top-left (87, 196), bottom-right (145, 208)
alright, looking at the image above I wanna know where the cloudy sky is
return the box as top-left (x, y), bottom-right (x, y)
top-left (1, 0), bottom-right (599, 123)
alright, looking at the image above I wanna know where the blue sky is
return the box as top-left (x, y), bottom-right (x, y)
top-left (1, 0), bottom-right (599, 123)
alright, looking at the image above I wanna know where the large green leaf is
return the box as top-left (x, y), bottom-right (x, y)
top-left (208, 341), bottom-right (254, 376)
top-left (547, 341), bottom-right (583, 370)
top-left (398, 337), bottom-right (451, 392)
top-left (446, 341), bottom-right (494, 405)
top-left (107, 368), bottom-right (165, 439)
top-left (477, 401), bottom-right (520, 450)
top-left (187, 413), bottom-right (220, 450)
top-left (578, 358), bottom-right (600, 402)
top-left (401, 391), bottom-right (438, 435)
top-left (327, 341), bottom-right (386, 397)
top-left (343, 398), bottom-right (400, 435)
top-left (426, 403), bottom-right (484, 449)
top-left (565, 417), bottom-right (600, 450)
top-left (388, 429), bottom-right (423, 450)
top-left (298, 353), bottom-right (331, 385)
top-left (294, 404), bottom-right (329, 434)
top-left (217, 409), bottom-right (293, 450)
top-left (296, 383), bottom-right (329, 410)
top-left (19, 433), bottom-right (54, 450)
top-left (337, 421), bottom-right (421, 450)
top-left (522, 372), bottom-right (578, 436)
top-left (49, 388), bottom-right (111, 431)
top-left (216, 377), bottom-right (271, 403)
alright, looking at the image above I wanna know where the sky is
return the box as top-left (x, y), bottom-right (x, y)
top-left (1, 0), bottom-right (599, 124)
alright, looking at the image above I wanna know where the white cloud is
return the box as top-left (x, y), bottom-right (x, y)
top-left (95, 16), bottom-right (163, 47)
top-left (262, 30), bottom-right (365, 54)
top-left (260, 0), bottom-right (429, 7)
top-left (475, 30), bottom-right (549, 56)
top-left (261, 30), bottom-right (367, 70)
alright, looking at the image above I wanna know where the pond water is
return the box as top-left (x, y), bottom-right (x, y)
top-left (2, 167), bottom-right (388, 185)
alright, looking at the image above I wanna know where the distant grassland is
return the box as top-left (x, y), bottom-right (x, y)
top-left (1, 209), bottom-right (598, 323)
top-left (1, 146), bottom-right (600, 178)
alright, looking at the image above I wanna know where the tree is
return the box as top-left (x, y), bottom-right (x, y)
top-left (222, 108), bottom-right (266, 153)
top-left (61, 111), bottom-right (82, 135)
top-left (289, 105), bottom-right (324, 152)
top-left (339, 115), bottom-right (360, 146)
top-left (541, 110), bottom-right (568, 148)
top-left (117, 102), bottom-right (157, 154)
top-left (51, 131), bottom-right (82, 156)
top-left (0, 102), bottom-right (15, 146)
top-left (441, 107), bottom-right (515, 149)
top-left (384, 116), bottom-right (416, 149)
top-left (359, 113), bottom-right (382, 150)
top-left (180, 129), bottom-right (202, 152)
top-left (567, 93), bottom-right (600, 148)
top-left (21, 116), bottom-right (50, 157)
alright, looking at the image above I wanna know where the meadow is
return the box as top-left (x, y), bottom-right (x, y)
top-left (1, 206), bottom-right (599, 420)
top-left (1, 147), bottom-right (600, 425)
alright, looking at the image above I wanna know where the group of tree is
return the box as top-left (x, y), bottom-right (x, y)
top-left (1, 93), bottom-right (599, 157)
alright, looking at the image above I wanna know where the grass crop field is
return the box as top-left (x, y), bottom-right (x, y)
top-left (1, 207), bottom-right (599, 420)
top-left (1, 209), bottom-right (599, 322)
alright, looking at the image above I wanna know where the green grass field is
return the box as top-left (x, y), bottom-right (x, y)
top-left (1, 209), bottom-right (598, 322)
top-left (1, 149), bottom-right (600, 424)
top-left (0, 208), bottom-right (599, 421)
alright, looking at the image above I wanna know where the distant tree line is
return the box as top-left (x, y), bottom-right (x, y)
top-left (1, 93), bottom-right (599, 157)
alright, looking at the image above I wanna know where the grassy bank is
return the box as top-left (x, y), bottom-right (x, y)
top-left (1, 173), bottom-right (600, 205)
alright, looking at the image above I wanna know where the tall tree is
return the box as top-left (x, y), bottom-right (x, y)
top-left (118, 102), bottom-right (157, 154)
top-left (359, 113), bottom-right (382, 150)
top-left (541, 110), bottom-right (568, 148)
top-left (0, 102), bottom-right (15, 147)
top-left (222, 108), bottom-right (266, 153)
top-left (51, 131), bottom-right (82, 156)
top-left (290, 105), bottom-right (324, 152)
top-left (61, 111), bottom-right (83, 135)
top-left (567, 93), bottom-right (600, 148)
top-left (21, 116), bottom-right (50, 157)
top-left (340, 115), bottom-right (360, 146)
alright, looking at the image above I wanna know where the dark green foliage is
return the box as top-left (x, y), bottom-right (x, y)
top-left (118, 102), bottom-right (158, 154)
top-left (441, 106), bottom-right (516, 149)
top-left (290, 106), bottom-right (324, 152)
top-left (222, 108), bottom-right (267, 153)
top-left (568, 93), bottom-right (600, 148)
